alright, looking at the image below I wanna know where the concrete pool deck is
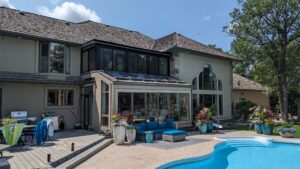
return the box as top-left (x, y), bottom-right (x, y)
top-left (76, 130), bottom-right (300, 169)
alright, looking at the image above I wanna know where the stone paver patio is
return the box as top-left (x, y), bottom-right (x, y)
top-left (76, 130), bottom-right (300, 169)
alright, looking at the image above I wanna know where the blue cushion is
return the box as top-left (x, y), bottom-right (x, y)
top-left (137, 122), bottom-right (147, 132)
top-left (147, 121), bottom-right (159, 130)
top-left (163, 130), bottom-right (186, 136)
top-left (159, 122), bottom-right (166, 129)
top-left (165, 118), bottom-right (175, 129)
top-left (152, 129), bottom-right (164, 134)
top-left (137, 130), bottom-right (146, 136)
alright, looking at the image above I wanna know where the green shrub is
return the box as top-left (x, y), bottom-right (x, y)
top-left (235, 100), bottom-right (256, 120)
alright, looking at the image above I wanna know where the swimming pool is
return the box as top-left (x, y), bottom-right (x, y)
top-left (157, 137), bottom-right (300, 169)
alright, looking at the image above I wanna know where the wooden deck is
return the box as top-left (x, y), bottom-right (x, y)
top-left (2, 130), bottom-right (104, 169)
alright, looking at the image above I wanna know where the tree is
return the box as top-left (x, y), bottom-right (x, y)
top-left (226, 0), bottom-right (300, 120)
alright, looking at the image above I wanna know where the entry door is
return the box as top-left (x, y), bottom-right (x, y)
top-left (0, 88), bottom-right (2, 119)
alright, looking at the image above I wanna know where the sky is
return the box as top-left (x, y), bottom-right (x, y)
top-left (0, 0), bottom-right (240, 51)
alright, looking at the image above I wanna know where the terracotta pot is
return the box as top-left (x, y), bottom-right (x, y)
top-left (113, 126), bottom-right (126, 145)
top-left (126, 128), bottom-right (136, 144)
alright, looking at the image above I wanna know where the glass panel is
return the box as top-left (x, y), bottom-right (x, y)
top-left (192, 78), bottom-right (197, 90)
top-left (199, 72), bottom-right (203, 89)
top-left (101, 48), bottom-right (112, 70)
top-left (133, 93), bottom-right (146, 120)
top-left (202, 64), bottom-right (217, 90)
top-left (148, 55), bottom-right (158, 74)
top-left (101, 117), bottom-right (109, 126)
top-left (147, 93), bottom-right (159, 118)
top-left (128, 52), bottom-right (137, 72)
top-left (64, 90), bottom-right (74, 106)
top-left (118, 93), bottom-right (131, 115)
top-left (64, 46), bottom-right (71, 74)
top-left (218, 79), bottom-right (223, 91)
top-left (192, 94), bottom-right (198, 113)
top-left (113, 50), bottom-right (125, 71)
top-left (159, 93), bottom-right (169, 119)
top-left (88, 48), bottom-right (97, 71)
top-left (159, 57), bottom-right (168, 75)
top-left (137, 54), bottom-right (147, 73)
top-left (82, 51), bottom-right (88, 73)
top-left (39, 43), bottom-right (49, 73)
top-left (101, 81), bottom-right (109, 116)
top-left (179, 93), bottom-right (189, 121)
top-left (47, 89), bottom-right (74, 106)
top-left (219, 95), bottom-right (223, 116)
top-left (169, 93), bottom-right (179, 121)
top-left (200, 94), bottom-right (217, 108)
top-left (49, 43), bottom-right (64, 73)
top-left (48, 90), bottom-right (59, 106)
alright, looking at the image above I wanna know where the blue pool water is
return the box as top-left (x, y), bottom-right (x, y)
top-left (158, 137), bottom-right (300, 169)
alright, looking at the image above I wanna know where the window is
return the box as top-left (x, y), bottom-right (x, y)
top-left (147, 93), bottom-right (159, 118)
top-left (118, 93), bottom-right (131, 115)
top-left (192, 94), bottom-right (198, 113)
top-left (219, 95), bottom-right (223, 116)
top-left (101, 81), bottom-right (110, 126)
top-left (159, 93), bottom-right (169, 118)
top-left (39, 42), bottom-right (70, 74)
top-left (148, 55), bottom-right (159, 74)
top-left (198, 64), bottom-right (217, 90)
top-left (179, 94), bottom-right (189, 121)
top-left (82, 51), bottom-right (88, 73)
top-left (128, 52), bottom-right (138, 72)
top-left (192, 78), bottom-right (197, 90)
top-left (218, 79), bottom-right (222, 91)
top-left (101, 48), bottom-right (113, 70)
top-left (47, 89), bottom-right (74, 106)
top-left (137, 54), bottom-right (147, 73)
top-left (113, 50), bottom-right (125, 71)
top-left (159, 57), bottom-right (168, 75)
top-left (133, 93), bottom-right (146, 120)
top-left (88, 48), bottom-right (97, 71)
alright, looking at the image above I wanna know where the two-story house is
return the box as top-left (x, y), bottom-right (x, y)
top-left (0, 7), bottom-right (236, 130)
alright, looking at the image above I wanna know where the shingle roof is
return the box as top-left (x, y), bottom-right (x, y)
top-left (233, 73), bottom-right (266, 91)
top-left (0, 7), bottom-right (235, 60)
top-left (152, 32), bottom-right (235, 60)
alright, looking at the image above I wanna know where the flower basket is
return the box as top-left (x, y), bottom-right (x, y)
top-left (113, 126), bottom-right (126, 145)
top-left (126, 128), bottom-right (136, 144)
top-left (199, 124), bottom-right (207, 134)
top-left (278, 127), bottom-right (296, 138)
top-left (279, 131), bottom-right (295, 138)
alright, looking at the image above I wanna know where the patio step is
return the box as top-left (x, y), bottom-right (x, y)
top-left (50, 136), bottom-right (106, 167)
top-left (56, 138), bottom-right (113, 169)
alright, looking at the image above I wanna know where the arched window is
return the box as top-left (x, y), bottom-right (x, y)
top-left (192, 77), bottom-right (197, 90)
top-left (198, 64), bottom-right (217, 90)
top-left (218, 79), bottom-right (222, 91)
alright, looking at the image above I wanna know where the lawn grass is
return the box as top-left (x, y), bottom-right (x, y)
top-left (229, 123), bottom-right (300, 138)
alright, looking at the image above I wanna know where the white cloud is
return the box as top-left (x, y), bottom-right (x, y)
top-left (0, 0), bottom-right (15, 8)
top-left (201, 16), bottom-right (211, 22)
top-left (38, 2), bottom-right (101, 23)
top-left (49, 0), bottom-right (63, 5)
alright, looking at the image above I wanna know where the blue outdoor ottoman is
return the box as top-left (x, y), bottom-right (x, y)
top-left (162, 130), bottom-right (186, 142)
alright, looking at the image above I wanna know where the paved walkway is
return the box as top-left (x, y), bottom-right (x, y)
top-left (3, 130), bottom-right (103, 169)
top-left (76, 130), bottom-right (300, 169)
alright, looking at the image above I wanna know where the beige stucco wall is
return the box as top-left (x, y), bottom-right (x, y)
top-left (0, 35), bottom-right (81, 76)
top-left (0, 82), bottom-right (80, 130)
top-left (233, 90), bottom-right (270, 108)
top-left (173, 52), bottom-right (233, 119)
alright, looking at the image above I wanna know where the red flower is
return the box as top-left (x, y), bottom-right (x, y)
top-left (265, 110), bottom-right (273, 118)
top-left (197, 111), bottom-right (206, 120)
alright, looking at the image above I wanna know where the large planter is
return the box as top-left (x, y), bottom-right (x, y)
top-left (261, 123), bottom-right (273, 135)
top-left (113, 126), bottom-right (126, 145)
top-left (198, 124), bottom-right (207, 134)
top-left (254, 123), bottom-right (263, 134)
top-left (126, 128), bottom-right (136, 144)
top-left (279, 131), bottom-right (295, 138)
top-left (207, 121), bottom-right (213, 133)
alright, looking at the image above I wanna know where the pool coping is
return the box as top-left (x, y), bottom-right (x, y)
top-left (156, 136), bottom-right (300, 169)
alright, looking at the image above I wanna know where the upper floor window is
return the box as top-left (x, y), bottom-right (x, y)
top-left (137, 54), bottom-right (147, 73)
top-left (199, 64), bottom-right (217, 90)
top-left (113, 50), bottom-right (125, 71)
top-left (159, 57), bottom-right (168, 75)
top-left (148, 55), bottom-right (159, 74)
top-left (39, 42), bottom-right (70, 74)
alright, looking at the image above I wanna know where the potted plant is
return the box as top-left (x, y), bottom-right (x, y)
top-left (124, 113), bottom-right (136, 144)
top-left (112, 113), bottom-right (126, 145)
top-left (277, 123), bottom-right (296, 138)
top-left (196, 108), bottom-right (209, 134)
top-left (261, 109), bottom-right (274, 135)
top-left (249, 106), bottom-right (265, 134)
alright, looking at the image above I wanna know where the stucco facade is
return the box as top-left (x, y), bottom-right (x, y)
top-left (233, 90), bottom-right (270, 108)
